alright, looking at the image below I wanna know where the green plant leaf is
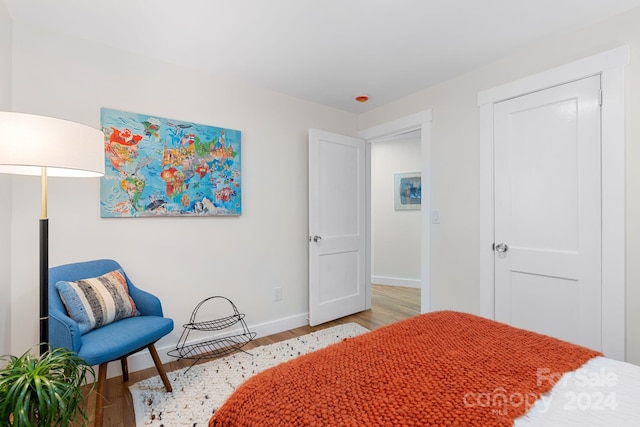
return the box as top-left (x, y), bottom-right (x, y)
top-left (0, 345), bottom-right (95, 427)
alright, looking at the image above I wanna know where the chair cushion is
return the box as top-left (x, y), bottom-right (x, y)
top-left (77, 316), bottom-right (174, 366)
top-left (55, 269), bottom-right (138, 334)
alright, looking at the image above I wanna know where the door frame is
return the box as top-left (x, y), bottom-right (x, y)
top-left (478, 46), bottom-right (628, 360)
top-left (358, 110), bottom-right (433, 312)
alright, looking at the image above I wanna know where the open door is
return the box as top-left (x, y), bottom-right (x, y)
top-left (308, 129), bottom-right (366, 326)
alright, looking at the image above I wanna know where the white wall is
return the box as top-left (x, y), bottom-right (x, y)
top-left (371, 134), bottom-right (421, 288)
top-left (0, 0), bottom-right (12, 357)
top-left (359, 7), bottom-right (640, 364)
top-left (9, 21), bottom-right (357, 369)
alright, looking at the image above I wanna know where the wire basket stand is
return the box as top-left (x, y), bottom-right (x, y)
top-left (168, 296), bottom-right (256, 371)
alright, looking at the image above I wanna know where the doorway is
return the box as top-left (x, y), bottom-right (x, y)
top-left (308, 111), bottom-right (432, 326)
top-left (359, 110), bottom-right (432, 314)
top-left (370, 130), bottom-right (422, 313)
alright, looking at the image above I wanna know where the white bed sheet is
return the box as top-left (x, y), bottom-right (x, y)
top-left (515, 356), bottom-right (640, 426)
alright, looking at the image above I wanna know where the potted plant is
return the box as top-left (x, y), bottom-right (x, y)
top-left (0, 346), bottom-right (94, 427)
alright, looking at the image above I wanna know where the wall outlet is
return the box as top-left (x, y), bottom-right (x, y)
top-left (273, 287), bottom-right (283, 301)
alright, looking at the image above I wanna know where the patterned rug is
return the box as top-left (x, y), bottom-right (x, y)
top-left (129, 323), bottom-right (369, 426)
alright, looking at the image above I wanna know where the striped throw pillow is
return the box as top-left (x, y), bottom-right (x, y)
top-left (55, 269), bottom-right (138, 334)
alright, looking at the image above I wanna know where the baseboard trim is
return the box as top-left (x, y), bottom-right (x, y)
top-left (372, 276), bottom-right (421, 289)
top-left (103, 313), bottom-right (310, 379)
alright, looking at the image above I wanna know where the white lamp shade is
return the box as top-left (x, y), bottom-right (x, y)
top-left (0, 111), bottom-right (105, 177)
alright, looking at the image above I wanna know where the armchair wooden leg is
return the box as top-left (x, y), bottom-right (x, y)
top-left (94, 362), bottom-right (108, 427)
top-left (148, 343), bottom-right (172, 392)
top-left (120, 357), bottom-right (129, 382)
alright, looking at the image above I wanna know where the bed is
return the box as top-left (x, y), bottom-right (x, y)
top-left (208, 311), bottom-right (640, 426)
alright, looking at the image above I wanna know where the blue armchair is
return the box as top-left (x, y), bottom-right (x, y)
top-left (49, 259), bottom-right (174, 427)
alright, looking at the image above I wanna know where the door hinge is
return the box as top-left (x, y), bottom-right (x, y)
top-left (599, 89), bottom-right (603, 106)
top-left (492, 242), bottom-right (495, 251)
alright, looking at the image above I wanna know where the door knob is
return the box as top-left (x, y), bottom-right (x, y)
top-left (495, 243), bottom-right (508, 253)
top-left (309, 235), bottom-right (322, 242)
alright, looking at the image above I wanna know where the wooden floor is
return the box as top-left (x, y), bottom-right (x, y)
top-left (83, 284), bottom-right (420, 427)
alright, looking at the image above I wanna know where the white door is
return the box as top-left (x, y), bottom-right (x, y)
top-left (493, 75), bottom-right (602, 350)
top-left (308, 129), bottom-right (366, 326)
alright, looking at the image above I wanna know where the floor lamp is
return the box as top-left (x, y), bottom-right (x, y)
top-left (0, 112), bottom-right (104, 354)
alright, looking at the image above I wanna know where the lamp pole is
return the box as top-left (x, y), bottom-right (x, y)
top-left (39, 167), bottom-right (49, 355)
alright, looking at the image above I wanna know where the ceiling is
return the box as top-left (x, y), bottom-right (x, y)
top-left (4, 0), bottom-right (640, 113)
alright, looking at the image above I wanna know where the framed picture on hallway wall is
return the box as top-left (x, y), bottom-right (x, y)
top-left (100, 108), bottom-right (241, 217)
top-left (394, 172), bottom-right (421, 210)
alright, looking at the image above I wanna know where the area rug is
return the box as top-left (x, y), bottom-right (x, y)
top-left (129, 323), bottom-right (369, 426)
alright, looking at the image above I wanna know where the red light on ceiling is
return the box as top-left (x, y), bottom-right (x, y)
top-left (355, 95), bottom-right (369, 103)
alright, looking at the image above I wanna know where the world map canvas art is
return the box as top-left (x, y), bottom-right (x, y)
top-left (100, 108), bottom-right (241, 217)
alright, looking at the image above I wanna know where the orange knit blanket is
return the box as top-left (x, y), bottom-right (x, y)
top-left (209, 311), bottom-right (601, 427)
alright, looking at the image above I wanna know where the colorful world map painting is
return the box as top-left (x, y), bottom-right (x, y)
top-left (100, 108), bottom-right (241, 217)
